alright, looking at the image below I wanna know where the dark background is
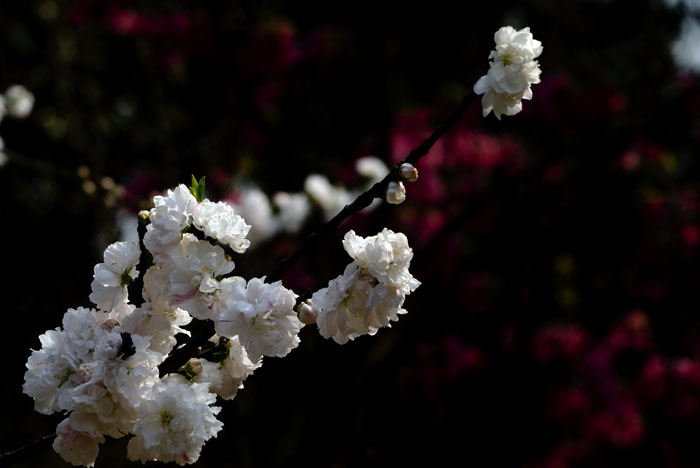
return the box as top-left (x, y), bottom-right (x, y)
top-left (2, 0), bottom-right (700, 466)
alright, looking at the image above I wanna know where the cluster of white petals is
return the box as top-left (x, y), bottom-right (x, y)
top-left (273, 191), bottom-right (311, 234)
top-left (312, 229), bottom-right (420, 344)
top-left (196, 335), bottom-right (262, 400)
top-left (23, 304), bottom-right (164, 465)
top-left (473, 26), bottom-right (542, 119)
top-left (192, 199), bottom-right (251, 253)
top-left (343, 229), bottom-right (420, 290)
top-left (144, 185), bottom-right (198, 259)
top-left (121, 264), bottom-right (192, 355)
top-left (53, 418), bottom-right (104, 467)
top-left (90, 241), bottom-right (140, 312)
top-left (216, 277), bottom-right (303, 361)
top-left (355, 156), bottom-right (390, 182)
top-left (127, 376), bottom-right (222, 465)
top-left (304, 174), bottom-right (354, 220)
top-left (168, 234), bottom-right (235, 320)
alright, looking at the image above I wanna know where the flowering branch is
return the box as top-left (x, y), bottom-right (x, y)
top-left (10, 25), bottom-right (543, 467)
top-left (157, 90), bottom-right (477, 378)
top-left (0, 89), bottom-right (479, 468)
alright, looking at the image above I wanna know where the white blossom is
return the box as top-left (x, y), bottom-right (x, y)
top-left (168, 234), bottom-right (235, 320)
top-left (304, 174), bottom-right (353, 220)
top-left (312, 264), bottom-right (378, 344)
top-left (144, 185), bottom-right (198, 260)
top-left (23, 328), bottom-right (81, 415)
top-left (273, 191), bottom-right (311, 234)
top-left (101, 334), bottom-right (162, 428)
top-left (121, 264), bottom-right (191, 355)
top-left (25, 305), bottom-right (161, 440)
top-left (53, 418), bottom-right (104, 467)
top-left (127, 376), bottom-right (222, 465)
top-left (474, 26), bottom-right (542, 119)
top-left (342, 229), bottom-right (420, 290)
top-left (59, 329), bottom-right (158, 439)
top-left (196, 336), bottom-right (261, 400)
top-left (671, 16), bottom-right (700, 73)
top-left (313, 230), bottom-right (420, 344)
top-left (215, 277), bottom-right (302, 361)
top-left (5, 84), bottom-right (34, 119)
top-left (89, 241), bottom-right (140, 312)
top-left (192, 199), bottom-right (251, 253)
top-left (222, 189), bottom-right (273, 244)
top-left (312, 263), bottom-right (414, 344)
top-left (355, 156), bottom-right (389, 183)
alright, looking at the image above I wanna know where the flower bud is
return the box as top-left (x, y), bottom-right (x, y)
top-left (400, 163), bottom-right (418, 182)
top-left (298, 299), bottom-right (318, 324)
top-left (188, 358), bottom-right (203, 376)
top-left (385, 181), bottom-right (406, 205)
top-left (100, 318), bottom-right (118, 331)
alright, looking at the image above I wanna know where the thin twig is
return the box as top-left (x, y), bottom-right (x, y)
top-left (0, 433), bottom-right (56, 468)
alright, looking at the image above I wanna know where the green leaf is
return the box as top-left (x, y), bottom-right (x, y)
top-left (189, 175), bottom-right (206, 202)
top-left (197, 176), bottom-right (206, 202)
top-left (189, 174), bottom-right (199, 199)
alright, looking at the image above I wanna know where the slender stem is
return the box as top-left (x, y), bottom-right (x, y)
top-left (0, 433), bottom-right (56, 468)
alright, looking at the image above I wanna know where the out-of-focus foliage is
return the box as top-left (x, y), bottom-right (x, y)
top-left (3, 0), bottom-right (700, 467)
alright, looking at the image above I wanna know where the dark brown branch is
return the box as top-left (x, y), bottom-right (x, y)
top-left (128, 213), bottom-right (152, 307)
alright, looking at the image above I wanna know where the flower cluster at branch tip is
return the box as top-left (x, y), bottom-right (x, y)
top-left (474, 26), bottom-right (542, 119)
top-left (23, 178), bottom-right (419, 465)
top-left (310, 229), bottom-right (420, 344)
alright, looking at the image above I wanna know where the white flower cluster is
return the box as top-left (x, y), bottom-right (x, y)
top-left (473, 26), bottom-right (542, 119)
top-left (24, 184), bottom-right (265, 466)
top-left (311, 229), bottom-right (420, 344)
top-left (24, 178), bottom-right (421, 465)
